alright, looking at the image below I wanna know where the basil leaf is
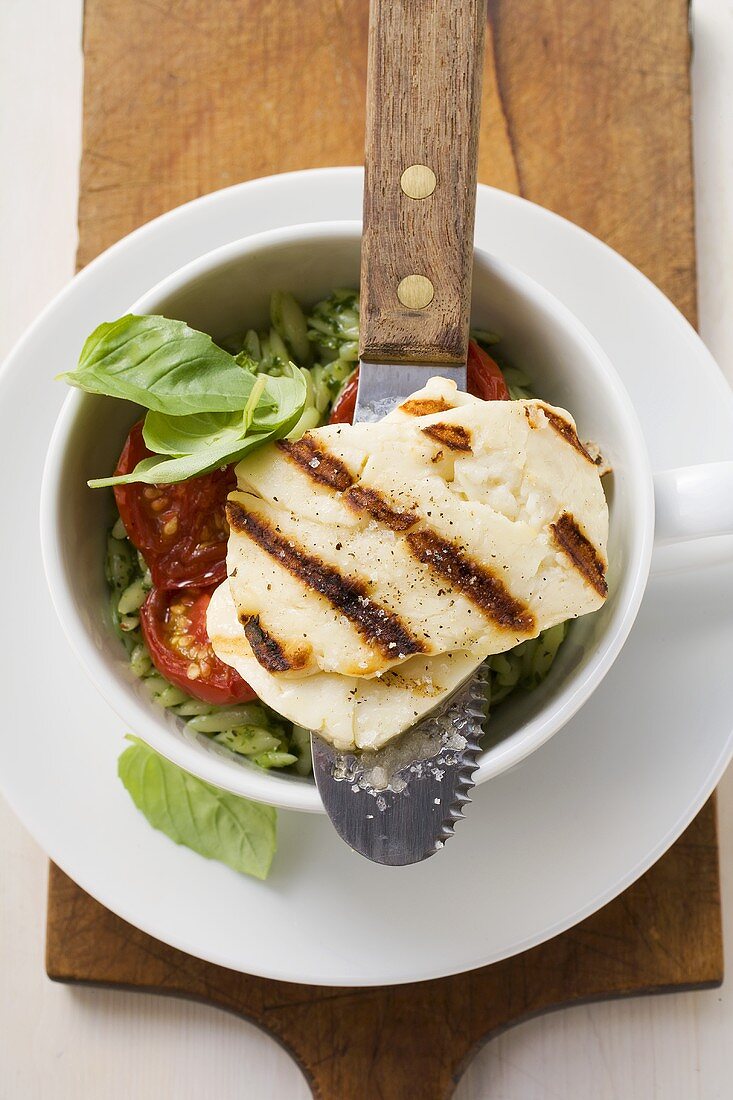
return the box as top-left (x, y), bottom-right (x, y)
top-left (118, 736), bottom-right (277, 879)
top-left (252, 369), bottom-right (309, 430)
top-left (63, 315), bottom-right (260, 414)
top-left (88, 432), bottom-right (270, 487)
top-left (142, 409), bottom-right (250, 456)
top-left (83, 338), bottom-right (307, 486)
top-left (140, 368), bottom-right (306, 456)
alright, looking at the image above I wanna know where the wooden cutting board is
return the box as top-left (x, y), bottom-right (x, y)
top-left (47, 1), bottom-right (722, 1096)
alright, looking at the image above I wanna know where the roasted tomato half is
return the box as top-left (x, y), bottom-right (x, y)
top-left (328, 339), bottom-right (509, 425)
top-left (328, 369), bottom-right (359, 425)
top-left (114, 421), bottom-right (235, 590)
top-left (466, 339), bottom-right (510, 401)
top-left (140, 586), bottom-right (256, 705)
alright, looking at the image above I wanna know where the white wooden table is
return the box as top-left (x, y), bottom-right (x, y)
top-left (1, 1), bottom-right (732, 1095)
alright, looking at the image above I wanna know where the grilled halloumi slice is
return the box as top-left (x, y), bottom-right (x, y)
top-left (207, 377), bottom-right (609, 749)
top-left (207, 580), bottom-right (479, 750)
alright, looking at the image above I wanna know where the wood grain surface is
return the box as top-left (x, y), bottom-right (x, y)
top-left (360, 0), bottom-right (486, 364)
top-left (76, 0), bottom-right (697, 327)
top-left (52, 1), bottom-right (718, 1097)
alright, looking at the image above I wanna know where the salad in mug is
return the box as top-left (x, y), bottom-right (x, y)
top-left (63, 289), bottom-right (609, 877)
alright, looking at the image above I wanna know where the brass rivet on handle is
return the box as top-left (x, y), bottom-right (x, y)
top-left (400, 164), bottom-right (437, 199)
top-left (397, 274), bottom-right (434, 309)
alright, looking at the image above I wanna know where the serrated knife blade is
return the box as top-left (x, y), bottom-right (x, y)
top-left (312, 664), bottom-right (488, 865)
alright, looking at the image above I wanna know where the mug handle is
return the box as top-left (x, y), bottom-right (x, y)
top-left (653, 461), bottom-right (733, 543)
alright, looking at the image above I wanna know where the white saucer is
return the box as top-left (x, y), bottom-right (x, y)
top-left (2, 168), bottom-right (732, 986)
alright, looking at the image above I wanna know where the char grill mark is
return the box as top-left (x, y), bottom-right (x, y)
top-left (406, 530), bottom-right (535, 633)
top-left (400, 396), bottom-right (455, 416)
top-left (242, 616), bottom-right (310, 673)
top-left (343, 486), bottom-right (418, 531)
top-left (527, 403), bottom-right (595, 463)
top-left (551, 511), bottom-right (608, 597)
top-left (421, 422), bottom-right (473, 452)
top-left (277, 435), bottom-right (355, 491)
top-left (227, 502), bottom-right (425, 659)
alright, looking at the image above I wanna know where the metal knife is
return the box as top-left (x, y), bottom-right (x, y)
top-left (312, 0), bottom-right (489, 865)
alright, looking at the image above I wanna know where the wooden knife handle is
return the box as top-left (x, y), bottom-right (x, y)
top-left (359, 0), bottom-right (487, 365)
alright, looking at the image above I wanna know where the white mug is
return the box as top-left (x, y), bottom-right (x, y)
top-left (40, 222), bottom-right (733, 813)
